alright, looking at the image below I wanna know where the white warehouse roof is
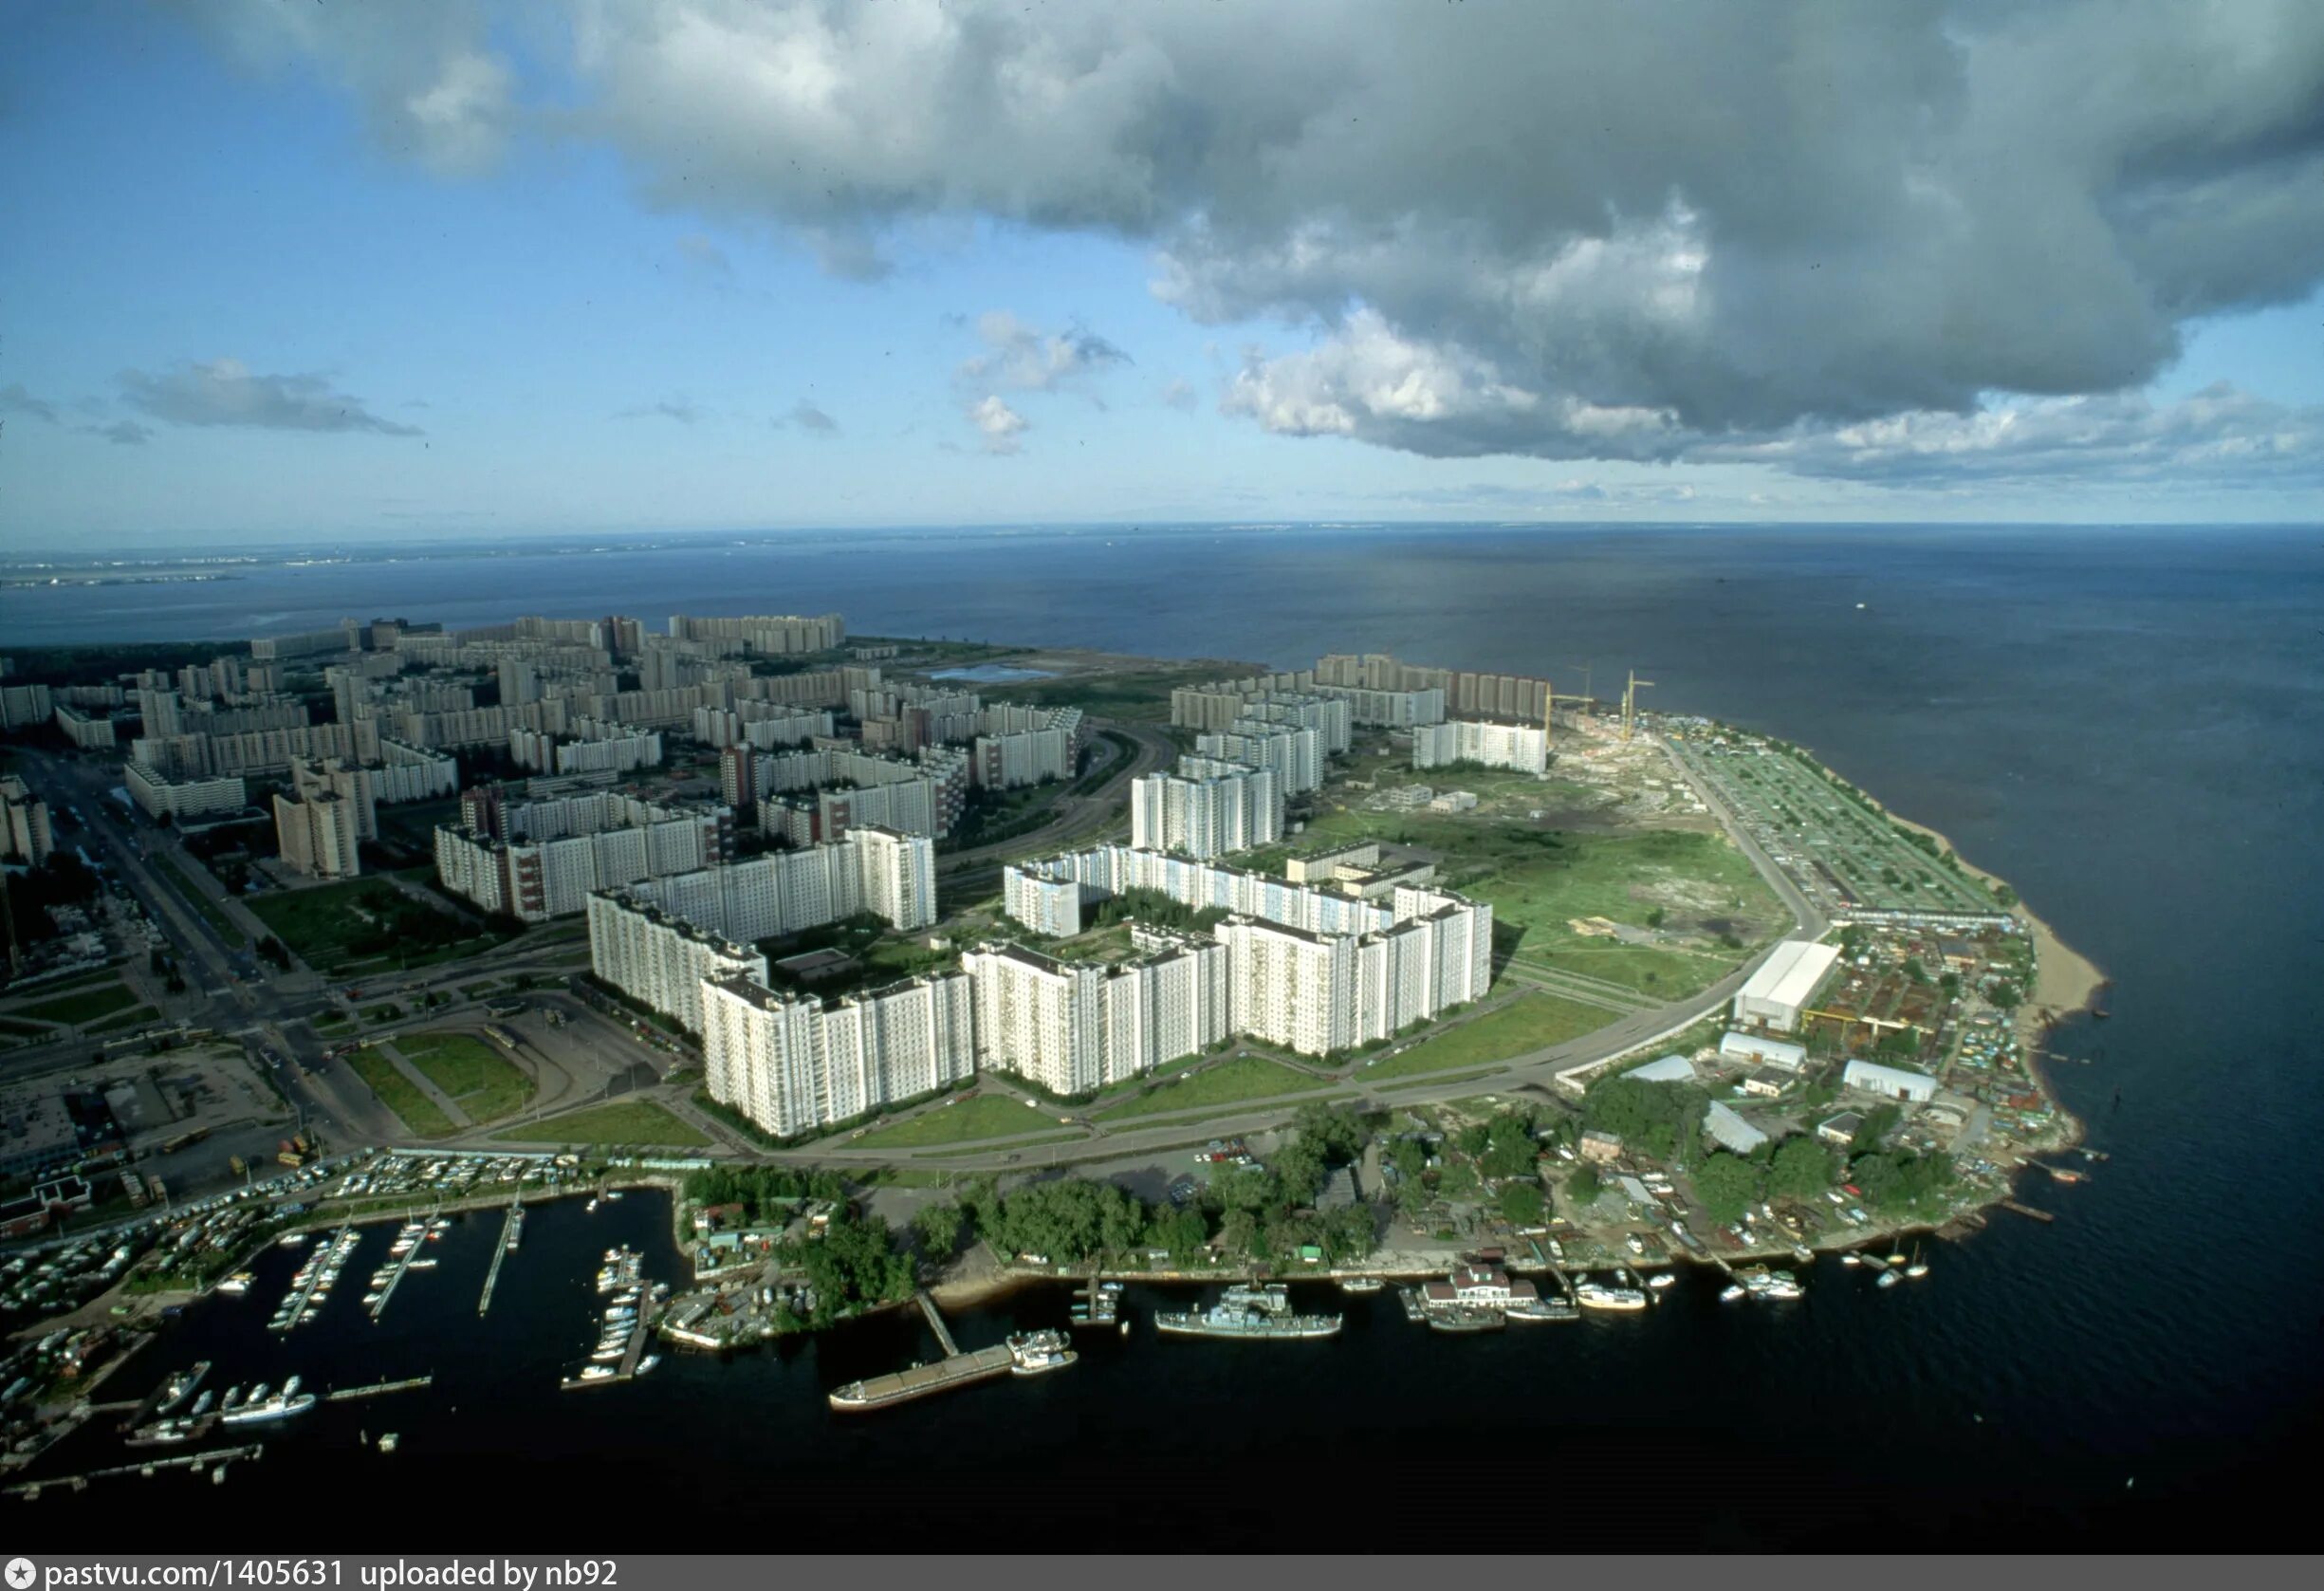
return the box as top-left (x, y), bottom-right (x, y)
top-left (1704, 1101), bottom-right (1769, 1155)
top-left (1843, 1059), bottom-right (1939, 1102)
top-left (1738, 939), bottom-right (1841, 1011)
top-left (1627, 1054), bottom-right (1697, 1082)
top-left (1720, 1031), bottom-right (1809, 1069)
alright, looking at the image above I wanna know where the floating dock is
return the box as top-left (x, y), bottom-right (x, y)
top-left (324, 1376), bottom-right (433, 1403)
top-left (5, 1443), bottom-right (264, 1499)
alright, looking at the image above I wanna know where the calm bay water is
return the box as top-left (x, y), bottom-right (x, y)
top-left (8, 524), bottom-right (2322, 1547)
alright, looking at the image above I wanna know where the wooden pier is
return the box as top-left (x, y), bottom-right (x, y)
top-left (2001, 1199), bottom-right (2056, 1223)
top-left (368, 1225), bottom-right (423, 1322)
top-left (478, 1198), bottom-right (521, 1317)
top-left (916, 1290), bottom-right (960, 1357)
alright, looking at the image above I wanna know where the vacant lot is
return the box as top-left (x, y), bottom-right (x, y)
top-left (398, 1030), bottom-right (535, 1123)
top-left (249, 878), bottom-right (510, 975)
top-left (15, 981), bottom-right (140, 1027)
top-left (489, 1100), bottom-right (710, 1149)
top-left (849, 1092), bottom-right (1069, 1149)
top-left (1361, 993), bottom-right (1614, 1081)
top-left (1097, 1056), bottom-right (1327, 1121)
top-left (349, 1049), bottom-right (456, 1138)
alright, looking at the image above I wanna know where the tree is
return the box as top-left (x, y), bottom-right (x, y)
top-left (913, 1202), bottom-right (964, 1259)
top-left (1453, 1122), bottom-right (1491, 1159)
top-left (1497, 1182), bottom-right (1545, 1227)
top-left (1148, 1204), bottom-right (1208, 1257)
top-left (1391, 1138), bottom-right (1427, 1182)
top-left (1480, 1112), bottom-right (1539, 1178)
top-left (1768, 1138), bottom-right (1835, 1202)
top-left (1693, 1153), bottom-right (1761, 1225)
top-left (1565, 1163), bottom-right (1602, 1204)
top-left (1645, 907), bottom-right (1666, 929)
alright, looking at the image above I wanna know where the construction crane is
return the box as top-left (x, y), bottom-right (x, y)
top-left (1620, 670), bottom-right (1655, 741)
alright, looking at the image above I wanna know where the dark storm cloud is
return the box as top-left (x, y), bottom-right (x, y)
top-left (187, 0), bottom-right (2324, 482)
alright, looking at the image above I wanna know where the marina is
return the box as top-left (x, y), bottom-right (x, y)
top-left (267, 1225), bottom-right (357, 1334)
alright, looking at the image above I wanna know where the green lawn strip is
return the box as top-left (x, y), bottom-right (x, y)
top-left (15, 981), bottom-right (141, 1026)
top-left (151, 854), bottom-right (249, 948)
top-left (1519, 941), bottom-right (1735, 998)
top-left (397, 1030), bottom-right (536, 1123)
top-left (0, 1016), bottom-right (54, 1037)
top-left (1376, 1068), bottom-right (1500, 1092)
top-left (1361, 992), bottom-right (1614, 1081)
top-left (487, 1100), bottom-right (708, 1148)
top-left (347, 1049), bottom-right (457, 1138)
top-left (918, 1131), bottom-right (1085, 1158)
top-left (849, 1093), bottom-right (1079, 1149)
top-left (86, 1005), bottom-right (160, 1034)
top-left (5, 966), bottom-right (123, 999)
top-left (1096, 1056), bottom-right (1329, 1121)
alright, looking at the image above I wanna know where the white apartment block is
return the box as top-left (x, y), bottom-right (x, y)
top-left (1315, 682), bottom-right (1447, 729)
top-left (435, 793), bottom-right (729, 921)
top-left (958, 931), bottom-right (1229, 1098)
top-left (1218, 891), bottom-right (1492, 1059)
top-left (123, 762), bottom-right (248, 823)
top-left (273, 788), bottom-right (363, 880)
top-left (602, 825), bottom-right (935, 951)
top-left (666, 612), bottom-right (846, 656)
top-left (702, 971), bottom-right (974, 1138)
top-left (1130, 759), bottom-right (1282, 859)
top-left (2, 777), bottom-right (54, 866)
top-left (1005, 844), bottom-right (1400, 940)
top-left (1, 683), bottom-right (55, 730)
top-left (53, 705), bottom-right (117, 750)
top-left (1197, 721), bottom-right (1323, 794)
top-left (587, 890), bottom-right (768, 1033)
top-left (1412, 718), bottom-right (1549, 776)
top-left (689, 704), bottom-right (832, 750)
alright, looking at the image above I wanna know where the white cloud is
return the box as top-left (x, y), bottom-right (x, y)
top-left (960, 311), bottom-right (1130, 395)
top-left (968, 395), bottom-right (1027, 454)
top-left (120, 359), bottom-right (421, 435)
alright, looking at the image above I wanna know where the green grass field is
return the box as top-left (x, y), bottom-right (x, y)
top-left (248, 878), bottom-right (509, 975)
top-left (849, 1092), bottom-right (1077, 1148)
top-left (920, 1131), bottom-right (1084, 1158)
top-left (397, 1031), bottom-right (535, 1123)
top-left (1299, 805), bottom-right (1781, 996)
top-left (86, 1005), bottom-right (159, 1034)
top-left (348, 1049), bottom-right (456, 1138)
top-left (0, 1016), bottom-right (52, 1036)
top-left (1360, 993), bottom-right (1614, 1081)
top-left (15, 981), bottom-right (140, 1026)
top-left (1096, 1056), bottom-right (1328, 1121)
top-left (151, 854), bottom-right (249, 948)
top-left (489, 1100), bottom-right (709, 1148)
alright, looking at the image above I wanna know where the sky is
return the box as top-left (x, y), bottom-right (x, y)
top-left (2, 0), bottom-right (2321, 549)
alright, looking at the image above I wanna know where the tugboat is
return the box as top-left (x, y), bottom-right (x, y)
top-left (1007, 1329), bottom-right (1078, 1376)
top-left (1575, 1279), bottom-right (1649, 1312)
top-left (1338, 1276), bottom-right (1386, 1294)
top-left (1427, 1304), bottom-right (1505, 1334)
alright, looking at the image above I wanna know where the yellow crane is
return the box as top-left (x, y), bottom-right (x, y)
top-left (1620, 670), bottom-right (1655, 741)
